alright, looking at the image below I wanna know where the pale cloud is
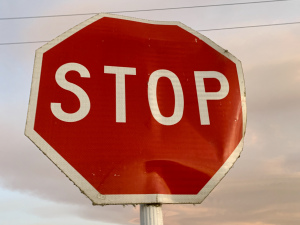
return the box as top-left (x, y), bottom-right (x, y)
top-left (162, 205), bottom-right (223, 225)
top-left (263, 156), bottom-right (300, 178)
top-left (246, 59), bottom-right (300, 113)
top-left (221, 222), bottom-right (276, 225)
top-left (159, 178), bottom-right (300, 225)
top-left (244, 127), bottom-right (260, 148)
top-left (263, 156), bottom-right (289, 175)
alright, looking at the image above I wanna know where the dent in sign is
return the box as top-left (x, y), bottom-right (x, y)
top-left (50, 63), bottom-right (229, 126)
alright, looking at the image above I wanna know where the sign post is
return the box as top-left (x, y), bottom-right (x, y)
top-left (140, 204), bottom-right (163, 225)
top-left (25, 13), bottom-right (246, 224)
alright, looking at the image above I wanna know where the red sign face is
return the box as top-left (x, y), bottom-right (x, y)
top-left (26, 14), bottom-right (246, 204)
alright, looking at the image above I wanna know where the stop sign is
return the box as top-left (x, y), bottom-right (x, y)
top-left (25, 14), bottom-right (246, 205)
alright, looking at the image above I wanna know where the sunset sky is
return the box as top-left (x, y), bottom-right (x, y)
top-left (1, 0), bottom-right (300, 224)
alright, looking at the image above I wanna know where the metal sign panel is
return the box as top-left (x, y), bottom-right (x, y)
top-left (25, 13), bottom-right (246, 205)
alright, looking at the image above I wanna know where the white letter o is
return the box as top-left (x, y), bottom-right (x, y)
top-left (148, 69), bottom-right (184, 125)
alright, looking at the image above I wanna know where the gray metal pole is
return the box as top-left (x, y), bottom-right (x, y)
top-left (140, 204), bottom-right (163, 225)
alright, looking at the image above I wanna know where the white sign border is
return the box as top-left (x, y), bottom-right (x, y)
top-left (25, 13), bottom-right (246, 205)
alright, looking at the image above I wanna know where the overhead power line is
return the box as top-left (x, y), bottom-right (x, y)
top-left (1, 20), bottom-right (300, 46)
top-left (197, 20), bottom-right (300, 31)
top-left (0, 40), bottom-right (49, 45)
top-left (0, 0), bottom-right (293, 21)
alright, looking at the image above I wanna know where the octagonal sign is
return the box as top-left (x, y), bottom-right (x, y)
top-left (25, 14), bottom-right (246, 205)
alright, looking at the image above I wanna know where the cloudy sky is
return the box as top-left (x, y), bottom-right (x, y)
top-left (1, 0), bottom-right (300, 224)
